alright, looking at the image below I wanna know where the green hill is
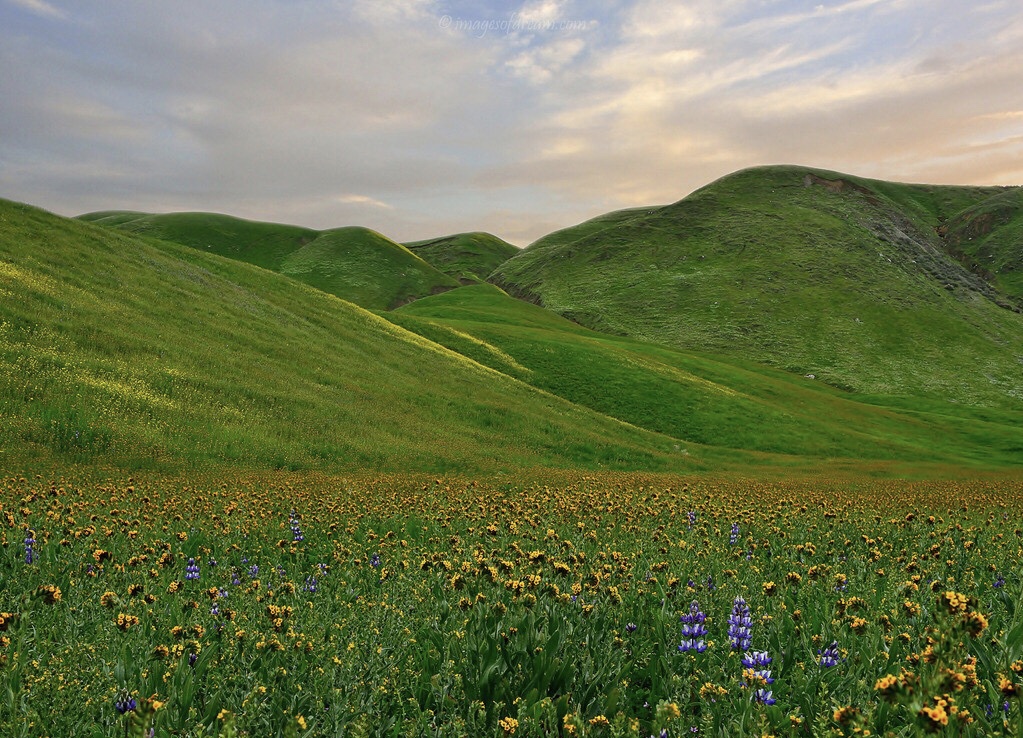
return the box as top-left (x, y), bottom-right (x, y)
top-left (492, 166), bottom-right (1023, 406)
top-left (387, 284), bottom-right (1023, 466)
top-left (403, 232), bottom-right (519, 283)
top-left (939, 188), bottom-right (1023, 302)
top-left (78, 211), bottom-right (458, 310)
top-left (2, 199), bottom-right (708, 473)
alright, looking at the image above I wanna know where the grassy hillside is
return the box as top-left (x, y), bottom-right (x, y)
top-left (79, 211), bottom-right (458, 310)
top-left (403, 232), bottom-right (519, 283)
top-left (2, 199), bottom-right (709, 473)
top-left (493, 166), bottom-right (1023, 406)
top-left (388, 284), bottom-right (1023, 466)
top-left (939, 188), bottom-right (1023, 302)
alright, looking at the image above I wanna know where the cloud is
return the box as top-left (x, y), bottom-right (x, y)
top-left (479, 0), bottom-right (1023, 220)
top-left (516, 0), bottom-right (562, 25)
top-left (6, 0), bottom-right (66, 20)
top-left (1, 0), bottom-right (1021, 246)
top-left (506, 37), bottom-right (586, 82)
top-left (337, 194), bottom-right (394, 210)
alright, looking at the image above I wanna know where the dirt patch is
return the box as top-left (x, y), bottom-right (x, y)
top-left (803, 173), bottom-right (884, 207)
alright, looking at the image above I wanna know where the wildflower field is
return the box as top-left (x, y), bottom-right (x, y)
top-left (2, 470), bottom-right (1022, 737)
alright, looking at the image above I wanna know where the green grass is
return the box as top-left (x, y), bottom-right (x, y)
top-left (940, 188), bottom-right (1023, 302)
top-left (492, 166), bottom-right (1023, 407)
top-left (10, 165), bottom-right (1023, 477)
top-left (2, 199), bottom-right (716, 474)
top-left (79, 211), bottom-right (459, 310)
top-left (403, 232), bottom-right (519, 283)
top-left (388, 284), bottom-right (1023, 466)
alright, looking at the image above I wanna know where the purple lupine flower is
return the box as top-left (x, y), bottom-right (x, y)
top-left (678, 600), bottom-right (708, 653)
top-left (994, 575), bottom-right (1005, 589)
top-left (370, 553), bottom-right (381, 568)
top-left (185, 558), bottom-right (200, 580)
top-left (304, 576), bottom-right (318, 593)
top-left (115, 693), bottom-right (137, 714)
top-left (818, 640), bottom-right (841, 668)
top-left (742, 651), bottom-right (776, 704)
top-left (626, 622), bottom-right (638, 633)
top-left (729, 522), bottom-right (740, 545)
top-left (728, 596), bottom-right (752, 651)
top-left (289, 510), bottom-right (304, 543)
top-left (248, 564), bottom-right (259, 578)
top-left (986, 702), bottom-right (1012, 718)
top-left (705, 575), bottom-right (716, 591)
top-left (188, 652), bottom-right (198, 667)
top-left (24, 531), bottom-right (35, 564)
top-left (742, 651), bottom-right (775, 686)
top-left (687, 510), bottom-right (696, 528)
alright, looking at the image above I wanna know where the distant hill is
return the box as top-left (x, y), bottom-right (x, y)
top-left (403, 232), bottom-right (519, 283)
top-left (79, 211), bottom-right (458, 310)
top-left (493, 166), bottom-right (1023, 406)
top-left (4, 199), bottom-right (697, 473)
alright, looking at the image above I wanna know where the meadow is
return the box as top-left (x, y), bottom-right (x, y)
top-left (2, 469), bottom-right (1021, 737)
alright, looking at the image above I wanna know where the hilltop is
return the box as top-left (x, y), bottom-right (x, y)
top-left (492, 165), bottom-right (1023, 406)
top-left (79, 211), bottom-right (458, 310)
top-left (403, 232), bottom-right (519, 283)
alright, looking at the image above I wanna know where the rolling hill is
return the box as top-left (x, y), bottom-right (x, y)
top-left (2, 199), bottom-right (704, 473)
top-left (492, 165), bottom-right (1023, 407)
top-left (78, 211), bottom-right (458, 310)
top-left (403, 232), bottom-right (519, 283)
top-left (387, 283), bottom-right (1023, 466)
top-left (5, 163), bottom-right (1022, 475)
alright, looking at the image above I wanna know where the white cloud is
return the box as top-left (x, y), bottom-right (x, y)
top-left (337, 194), bottom-right (394, 210)
top-left (351, 0), bottom-right (436, 23)
top-left (506, 36), bottom-right (586, 82)
top-left (1, 0), bottom-right (1022, 246)
top-left (6, 0), bottom-right (66, 20)
top-left (516, 0), bottom-right (562, 25)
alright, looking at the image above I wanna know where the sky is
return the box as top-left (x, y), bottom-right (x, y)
top-left (1, 0), bottom-right (1022, 246)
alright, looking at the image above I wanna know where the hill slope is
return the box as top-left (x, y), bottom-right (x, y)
top-left (403, 232), bottom-right (519, 283)
top-left (387, 284), bottom-right (1023, 466)
top-left (493, 166), bottom-right (1023, 406)
top-left (2, 199), bottom-right (703, 473)
top-left (939, 188), bottom-right (1023, 301)
top-left (79, 211), bottom-right (458, 310)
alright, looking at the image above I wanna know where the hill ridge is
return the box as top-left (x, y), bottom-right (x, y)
top-left (492, 165), bottom-right (1023, 405)
top-left (6, 198), bottom-right (702, 472)
top-left (78, 211), bottom-right (459, 310)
